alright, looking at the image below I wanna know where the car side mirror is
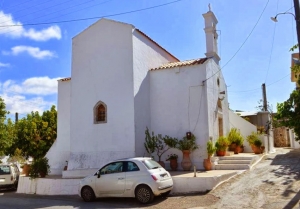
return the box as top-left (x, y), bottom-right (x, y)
top-left (97, 173), bottom-right (101, 178)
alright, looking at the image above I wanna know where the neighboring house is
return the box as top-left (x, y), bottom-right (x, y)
top-left (46, 8), bottom-right (231, 177)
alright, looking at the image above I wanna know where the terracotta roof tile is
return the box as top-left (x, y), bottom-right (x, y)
top-left (151, 58), bottom-right (209, 71)
top-left (59, 77), bottom-right (71, 81)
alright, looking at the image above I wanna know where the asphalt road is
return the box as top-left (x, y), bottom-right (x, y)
top-left (1, 148), bottom-right (299, 209)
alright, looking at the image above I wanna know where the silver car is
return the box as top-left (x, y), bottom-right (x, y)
top-left (78, 157), bottom-right (173, 204)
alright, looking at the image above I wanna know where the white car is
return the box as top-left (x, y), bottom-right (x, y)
top-left (78, 157), bottom-right (173, 204)
top-left (0, 164), bottom-right (20, 190)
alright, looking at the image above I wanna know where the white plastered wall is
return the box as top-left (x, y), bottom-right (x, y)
top-left (132, 29), bottom-right (178, 157)
top-left (150, 62), bottom-right (209, 169)
top-left (46, 80), bottom-right (71, 175)
top-left (68, 19), bottom-right (135, 171)
top-left (229, 111), bottom-right (257, 152)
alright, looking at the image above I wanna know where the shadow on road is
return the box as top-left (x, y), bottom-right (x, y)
top-left (263, 149), bottom-right (300, 208)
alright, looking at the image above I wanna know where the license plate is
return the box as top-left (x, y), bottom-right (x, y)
top-left (0, 179), bottom-right (5, 182)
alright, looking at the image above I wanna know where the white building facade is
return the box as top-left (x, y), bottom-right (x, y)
top-left (47, 10), bottom-right (230, 177)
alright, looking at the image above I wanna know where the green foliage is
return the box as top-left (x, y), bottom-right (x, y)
top-left (177, 134), bottom-right (199, 152)
top-left (215, 136), bottom-right (230, 151)
top-left (253, 138), bottom-right (262, 147)
top-left (246, 132), bottom-right (260, 145)
top-left (275, 90), bottom-right (300, 141)
top-left (29, 157), bottom-right (50, 179)
top-left (166, 153), bottom-right (178, 161)
top-left (6, 105), bottom-right (57, 159)
top-left (206, 140), bottom-right (216, 158)
top-left (0, 97), bottom-right (13, 156)
top-left (227, 128), bottom-right (244, 146)
top-left (144, 127), bottom-right (178, 161)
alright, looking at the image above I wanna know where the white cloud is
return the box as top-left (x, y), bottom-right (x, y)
top-left (4, 46), bottom-right (56, 59)
top-left (0, 62), bottom-right (10, 67)
top-left (1, 76), bottom-right (61, 96)
top-left (0, 11), bottom-right (61, 41)
top-left (0, 93), bottom-right (53, 115)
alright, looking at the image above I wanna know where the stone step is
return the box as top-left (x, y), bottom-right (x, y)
top-left (215, 164), bottom-right (250, 170)
top-left (218, 156), bottom-right (255, 161)
top-left (218, 160), bottom-right (252, 164)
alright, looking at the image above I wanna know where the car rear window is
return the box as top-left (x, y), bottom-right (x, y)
top-left (0, 165), bottom-right (11, 175)
top-left (142, 159), bottom-right (162, 170)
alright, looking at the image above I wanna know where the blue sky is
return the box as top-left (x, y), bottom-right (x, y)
top-left (0, 0), bottom-right (296, 118)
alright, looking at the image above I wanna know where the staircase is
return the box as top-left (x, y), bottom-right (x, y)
top-left (213, 152), bottom-right (261, 170)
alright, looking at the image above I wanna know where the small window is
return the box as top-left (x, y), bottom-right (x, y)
top-left (99, 162), bottom-right (123, 175)
top-left (126, 161), bottom-right (140, 172)
top-left (94, 101), bottom-right (107, 124)
top-left (217, 78), bottom-right (220, 86)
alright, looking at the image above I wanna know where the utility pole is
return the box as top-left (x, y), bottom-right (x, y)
top-left (15, 112), bottom-right (18, 122)
top-left (262, 83), bottom-right (268, 111)
top-left (294, 0), bottom-right (300, 57)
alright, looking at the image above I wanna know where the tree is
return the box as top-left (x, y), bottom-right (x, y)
top-left (0, 97), bottom-right (13, 156)
top-left (7, 105), bottom-right (57, 159)
top-left (275, 90), bottom-right (300, 141)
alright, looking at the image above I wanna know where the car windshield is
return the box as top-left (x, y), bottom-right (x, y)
top-left (0, 165), bottom-right (11, 175)
top-left (142, 159), bottom-right (162, 170)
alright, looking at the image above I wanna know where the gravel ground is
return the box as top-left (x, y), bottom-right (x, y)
top-left (141, 148), bottom-right (300, 209)
top-left (205, 148), bottom-right (300, 209)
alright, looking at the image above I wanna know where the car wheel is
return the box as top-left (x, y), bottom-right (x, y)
top-left (81, 186), bottom-right (95, 202)
top-left (135, 185), bottom-right (154, 204)
top-left (161, 190), bottom-right (171, 197)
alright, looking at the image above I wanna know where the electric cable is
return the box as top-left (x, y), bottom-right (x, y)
top-left (202, 0), bottom-right (270, 83)
top-left (0, 0), bottom-right (187, 28)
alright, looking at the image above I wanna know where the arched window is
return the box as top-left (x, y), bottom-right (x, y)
top-left (94, 101), bottom-right (107, 124)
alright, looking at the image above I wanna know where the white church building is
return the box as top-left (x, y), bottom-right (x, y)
top-left (46, 8), bottom-right (230, 177)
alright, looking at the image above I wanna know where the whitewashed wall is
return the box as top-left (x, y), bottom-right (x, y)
top-left (150, 62), bottom-right (209, 169)
top-left (46, 80), bottom-right (71, 175)
top-left (68, 19), bottom-right (135, 171)
top-left (132, 30), bottom-right (178, 157)
top-left (206, 60), bottom-right (230, 143)
top-left (229, 111), bottom-right (257, 152)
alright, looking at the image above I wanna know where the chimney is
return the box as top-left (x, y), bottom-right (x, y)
top-left (202, 4), bottom-right (220, 64)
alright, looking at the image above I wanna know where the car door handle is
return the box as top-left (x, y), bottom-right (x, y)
top-left (118, 177), bottom-right (124, 180)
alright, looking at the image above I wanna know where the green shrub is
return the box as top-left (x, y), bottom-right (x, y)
top-left (206, 140), bottom-right (216, 158)
top-left (29, 157), bottom-right (50, 179)
top-left (253, 138), bottom-right (262, 147)
top-left (228, 128), bottom-right (244, 146)
top-left (246, 132), bottom-right (260, 145)
top-left (177, 135), bottom-right (199, 152)
top-left (215, 136), bottom-right (230, 151)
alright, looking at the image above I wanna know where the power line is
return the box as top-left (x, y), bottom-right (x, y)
top-left (0, 0), bottom-right (187, 28)
top-left (0, 0), bottom-right (114, 36)
top-left (265, 0), bottom-right (279, 83)
top-left (203, 0), bottom-right (270, 83)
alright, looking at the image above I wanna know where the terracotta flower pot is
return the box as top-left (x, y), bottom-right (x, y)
top-left (203, 159), bottom-right (212, 171)
top-left (181, 150), bottom-right (192, 171)
top-left (229, 143), bottom-right (237, 152)
top-left (169, 159), bottom-right (178, 171)
top-left (234, 145), bottom-right (241, 154)
top-left (216, 150), bottom-right (226, 156)
top-left (261, 146), bottom-right (265, 153)
top-left (22, 164), bottom-right (31, 177)
top-left (39, 172), bottom-right (46, 178)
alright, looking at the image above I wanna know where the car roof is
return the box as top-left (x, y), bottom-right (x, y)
top-left (115, 157), bottom-right (152, 161)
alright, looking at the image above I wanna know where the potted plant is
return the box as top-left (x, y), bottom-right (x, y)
top-left (29, 157), bottom-right (50, 179)
top-left (215, 136), bottom-right (230, 156)
top-left (246, 132), bottom-right (262, 154)
top-left (177, 134), bottom-right (199, 171)
top-left (166, 154), bottom-right (178, 171)
top-left (253, 138), bottom-right (263, 154)
top-left (144, 128), bottom-right (178, 168)
top-left (227, 128), bottom-right (244, 154)
top-left (203, 140), bottom-right (216, 171)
